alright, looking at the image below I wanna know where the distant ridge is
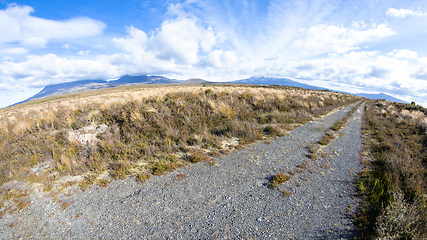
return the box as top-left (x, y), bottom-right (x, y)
top-left (112, 75), bottom-right (176, 85)
top-left (354, 93), bottom-right (407, 103)
top-left (8, 75), bottom-right (408, 107)
top-left (233, 77), bottom-right (407, 103)
top-left (11, 75), bottom-right (180, 106)
top-left (182, 78), bottom-right (210, 84)
top-left (231, 76), bottom-right (326, 90)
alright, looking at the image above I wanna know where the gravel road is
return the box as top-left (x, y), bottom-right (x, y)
top-left (0, 102), bottom-right (365, 239)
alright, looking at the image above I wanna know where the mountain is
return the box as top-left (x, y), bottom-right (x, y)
top-left (12, 79), bottom-right (110, 106)
top-left (231, 77), bottom-right (326, 90)
top-left (232, 77), bottom-right (408, 103)
top-left (354, 93), bottom-right (407, 103)
top-left (9, 75), bottom-right (408, 107)
top-left (181, 78), bottom-right (211, 84)
top-left (111, 75), bottom-right (177, 86)
top-left (11, 75), bottom-right (180, 106)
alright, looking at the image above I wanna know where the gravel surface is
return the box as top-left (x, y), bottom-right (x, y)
top-left (0, 102), bottom-right (365, 239)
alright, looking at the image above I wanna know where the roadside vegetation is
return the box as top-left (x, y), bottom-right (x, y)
top-left (0, 84), bottom-right (359, 215)
top-left (356, 100), bottom-right (427, 239)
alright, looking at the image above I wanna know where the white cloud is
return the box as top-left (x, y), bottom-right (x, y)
top-left (113, 26), bottom-right (148, 53)
top-left (0, 54), bottom-right (118, 88)
top-left (147, 17), bottom-right (218, 64)
top-left (0, 47), bottom-right (28, 55)
top-left (205, 50), bottom-right (237, 68)
top-left (112, 14), bottom-right (222, 70)
top-left (388, 49), bottom-right (418, 59)
top-left (78, 50), bottom-right (91, 56)
top-left (0, 4), bottom-right (106, 49)
top-left (386, 8), bottom-right (426, 18)
top-left (21, 37), bottom-right (48, 48)
top-left (292, 23), bottom-right (396, 55)
top-left (283, 50), bottom-right (427, 105)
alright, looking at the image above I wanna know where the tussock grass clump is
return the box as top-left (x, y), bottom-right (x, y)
top-left (307, 153), bottom-right (318, 160)
top-left (0, 85), bottom-right (359, 209)
top-left (136, 172), bottom-right (152, 183)
top-left (356, 100), bottom-right (427, 239)
top-left (318, 135), bottom-right (333, 145)
top-left (297, 162), bottom-right (309, 168)
top-left (282, 190), bottom-right (291, 196)
top-left (150, 156), bottom-right (181, 176)
top-left (97, 179), bottom-right (110, 187)
top-left (269, 172), bottom-right (291, 189)
top-left (263, 125), bottom-right (284, 137)
top-left (78, 175), bottom-right (96, 192)
top-left (174, 174), bottom-right (187, 181)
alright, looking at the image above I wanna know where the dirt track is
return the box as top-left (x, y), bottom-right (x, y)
top-left (0, 102), bottom-right (364, 239)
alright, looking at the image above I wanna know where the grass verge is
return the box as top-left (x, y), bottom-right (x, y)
top-left (355, 100), bottom-right (427, 239)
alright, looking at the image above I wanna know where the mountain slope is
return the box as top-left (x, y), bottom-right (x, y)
top-left (9, 75), bottom-right (407, 107)
top-left (110, 75), bottom-right (177, 86)
top-left (181, 78), bottom-right (211, 84)
top-left (354, 93), bottom-right (407, 103)
top-left (231, 77), bottom-right (326, 90)
top-left (11, 75), bottom-right (180, 106)
top-left (232, 77), bottom-right (407, 103)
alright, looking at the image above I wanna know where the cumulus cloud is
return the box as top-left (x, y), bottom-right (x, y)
top-left (148, 18), bottom-right (217, 64)
top-left (386, 8), bottom-right (426, 18)
top-left (0, 4), bottom-right (106, 49)
top-left (112, 12), bottom-right (224, 71)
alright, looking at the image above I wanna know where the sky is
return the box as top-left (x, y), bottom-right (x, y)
top-left (0, 0), bottom-right (427, 108)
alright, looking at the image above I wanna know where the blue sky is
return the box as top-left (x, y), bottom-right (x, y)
top-left (1, 0), bottom-right (427, 107)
